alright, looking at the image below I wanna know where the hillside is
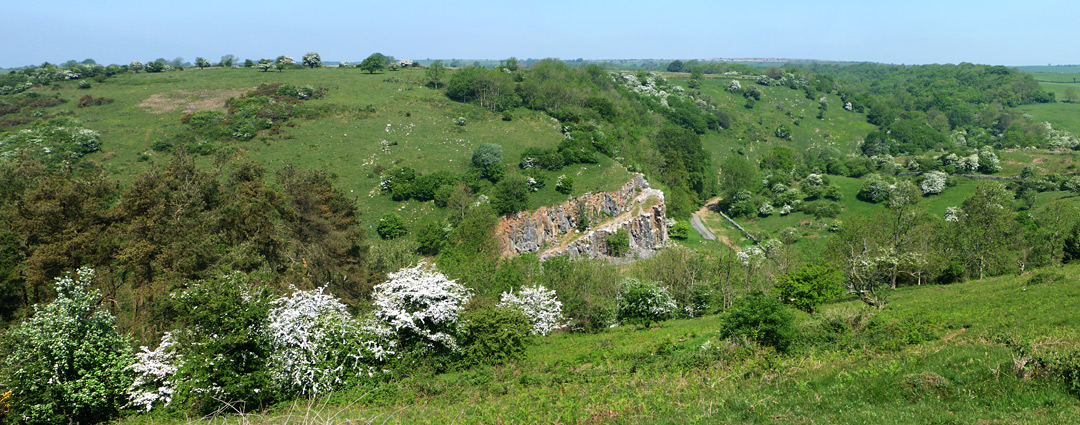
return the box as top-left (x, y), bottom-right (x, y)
top-left (119, 263), bottom-right (1080, 424)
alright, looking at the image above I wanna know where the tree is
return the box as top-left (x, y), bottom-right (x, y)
top-left (275, 55), bottom-right (295, 72)
top-left (302, 52), bottom-right (322, 68)
top-left (606, 228), bottom-right (631, 257)
top-left (359, 53), bottom-right (387, 74)
top-left (666, 60), bottom-right (684, 72)
top-left (1066, 86), bottom-right (1079, 103)
top-left (720, 155), bottom-right (760, 194)
top-left (145, 60), bottom-right (165, 73)
top-left (426, 60), bottom-right (445, 88)
top-left (498, 285), bottom-right (565, 335)
top-left (775, 263), bottom-right (844, 313)
top-left (955, 182), bottom-right (1019, 279)
top-left (256, 59), bottom-right (273, 72)
top-left (0, 268), bottom-right (134, 425)
top-left (130, 60), bottom-right (143, 72)
top-left (1032, 200), bottom-right (1079, 265)
top-left (218, 54), bottom-right (235, 67)
top-left (194, 57), bottom-right (210, 69)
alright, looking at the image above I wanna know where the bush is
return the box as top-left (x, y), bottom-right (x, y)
top-left (606, 228), bottom-right (630, 257)
top-left (415, 217), bottom-right (450, 256)
top-left (668, 220), bottom-right (690, 240)
top-left (541, 257), bottom-right (618, 333)
top-left (377, 213), bottom-right (408, 239)
top-left (168, 273), bottom-right (276, 415)
top-left (721, 291), bottom-right (798, 353)
top-left (616, 278), bottom-right (677, 328)
top-left (459, 307), bottom-right (533, 365)
top-left (471, 143), bottom-right (503, 169)
top-left (372, 262), bottom-right (472, 352)
top-left (265, 287), bottom-right (391, 397)
top-left (491, 175), bottom-right (529, 216)
top-left (775, 263), bottom-right (844, 313)
top-left (498, 285), bottom-right (565, 335)
top-left (0, 268), bottom-right (133, 425)
top-left (555, 174), bottom-right (574, 194)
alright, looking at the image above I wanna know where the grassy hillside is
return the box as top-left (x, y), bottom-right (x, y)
top-left (121, 264), bottom-right (1080, 424)
top-left (3, 67), bottom-right (633, 229)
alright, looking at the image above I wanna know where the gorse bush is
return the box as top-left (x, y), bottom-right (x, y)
top-left (0, 268), bottom-right (133, 425)
top-left (617, 278), bottom-right (677, 328)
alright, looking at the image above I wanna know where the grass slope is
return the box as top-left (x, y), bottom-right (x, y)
top-left (125, 264), bottom-right (1080, 424)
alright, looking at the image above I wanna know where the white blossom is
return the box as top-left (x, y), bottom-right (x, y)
top-left (126, 333), bottom-right (181, 412)
top-left (372, 262), bottom-right (471, 351)
top-left (498, 285), bottom-right (565, 336)
top-left (920, 171), bottom-right (947, 195)
top-left (945, 206), bottom-right (963, 222)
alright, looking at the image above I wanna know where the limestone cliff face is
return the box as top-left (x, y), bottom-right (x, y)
top-left (495, 174), bottom-right (668, 260)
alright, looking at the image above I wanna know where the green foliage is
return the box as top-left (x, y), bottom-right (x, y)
top-left (605, 228), bottom-right (630, 257)
top-left (490, 175), bottom-right (529, 216)
top-left (775, 263), bottom-right (844, 313)
top-left (0, 268), bottom-right (133, 425)
top-left (471, 143), bottom-right (504, 169)
top-left (459, 307), bottom-right (534, 366)
top-left (359, 53), bottom-right (387, 74)
top-left (0, 118), bottom-right (101, 167)
top-left (721, 291), bottom-right (797, 353)
top-left (668, 221), bottom-right (690, 240)
top-left (376, 213), bottom-right (407, 239)
top-left (425, 60), bottom-right (445, 88)
top-left (616, 278), bottom-right (677, 328)
top-left (169, 273), bottom-right (276, 415)
top-left (415, 217), bottom-right (449, 256)
top-left (555, 174), bottom-right (573, 194)
top-left (540, 257), bottom-right (619, 332)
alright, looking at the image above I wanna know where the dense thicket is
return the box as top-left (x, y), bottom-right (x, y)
top-left (0, 154), bottom-right (376, 337)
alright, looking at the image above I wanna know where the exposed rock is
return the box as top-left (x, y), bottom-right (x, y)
top-left (495, 174), bottom-right (668, 261)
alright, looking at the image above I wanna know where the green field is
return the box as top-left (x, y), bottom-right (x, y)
top-left (1018, 102), bottom-right (1080, 135)
top-left (120, 263), bottom-right (1080, 424)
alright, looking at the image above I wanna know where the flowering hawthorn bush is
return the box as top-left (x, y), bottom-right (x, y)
top-left (498, 285), bottom-right (565, 335)
top-left (266, 286), bottom-right (392, 397)
top-left (921, 171), bottom-right (947, 195)
top-left (126, 333), bottom-right (181, 412)
top-left (0, 268), bottom-right (134, 425)
top-left (616, 278), bottom-right (677, 328)
top-left (0, 118), bottom-right (100, 165)
top-left (372, 262), bottom-right (472, 352)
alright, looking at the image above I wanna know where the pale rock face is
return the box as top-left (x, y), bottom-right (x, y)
top-left (495, 174), bottom-right (668, 261)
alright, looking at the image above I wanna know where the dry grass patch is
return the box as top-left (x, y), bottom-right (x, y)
top-left (138, 88), bottom-right (252, 114)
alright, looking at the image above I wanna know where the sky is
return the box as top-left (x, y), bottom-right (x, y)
top-left (3, 0), bottom-right (1077, 68)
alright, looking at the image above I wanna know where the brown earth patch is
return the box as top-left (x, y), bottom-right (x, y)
top-left (138, 88), bottom-right (252, 114)
top-left (1032, 158), bottom-right (1047, 164)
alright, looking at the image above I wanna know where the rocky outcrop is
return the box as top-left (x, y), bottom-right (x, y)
top-left (495, 174), bottom-right (668, 261)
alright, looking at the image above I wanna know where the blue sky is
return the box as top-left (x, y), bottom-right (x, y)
top-left (3, 0), bottom-right (1076, 67)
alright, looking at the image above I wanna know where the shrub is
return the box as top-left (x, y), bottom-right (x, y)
top-left (265, 287), bottom-right (391, 397)
top-left (415, 217), bottom-right (450, 256)
top-left (377, 213), bottom-right (408, 239)
top-left (498, 285), bottom-right (565, 335)
top-left (459, 307), bottom-right (533, 365)
top-left (606, 228), bottom-right (630, 257)
top-left (541, 257), bottom-right (619, 332)
top-left (0, 268), bottom-right (134, 425)
top-left (169, 273), bottom-right (276, 415)
top-left (668, 220), bottom-right (690, 240)
top-left (372, 262), bottom-right (472, 352)
top-left (616, 278), bottom-right (677, 328)
top-left (721, 291), bottom-right (797, 352)
top-left (491, 175), bottom-right (529, 216)
top-left (775, 263), bottom-right (844, 313)
top-left (555, 174), bottom-right (574, 194)
top-left (471, 143), bottom-right (503, 169)
top-left (125, 333), bottom-right (181, 412)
